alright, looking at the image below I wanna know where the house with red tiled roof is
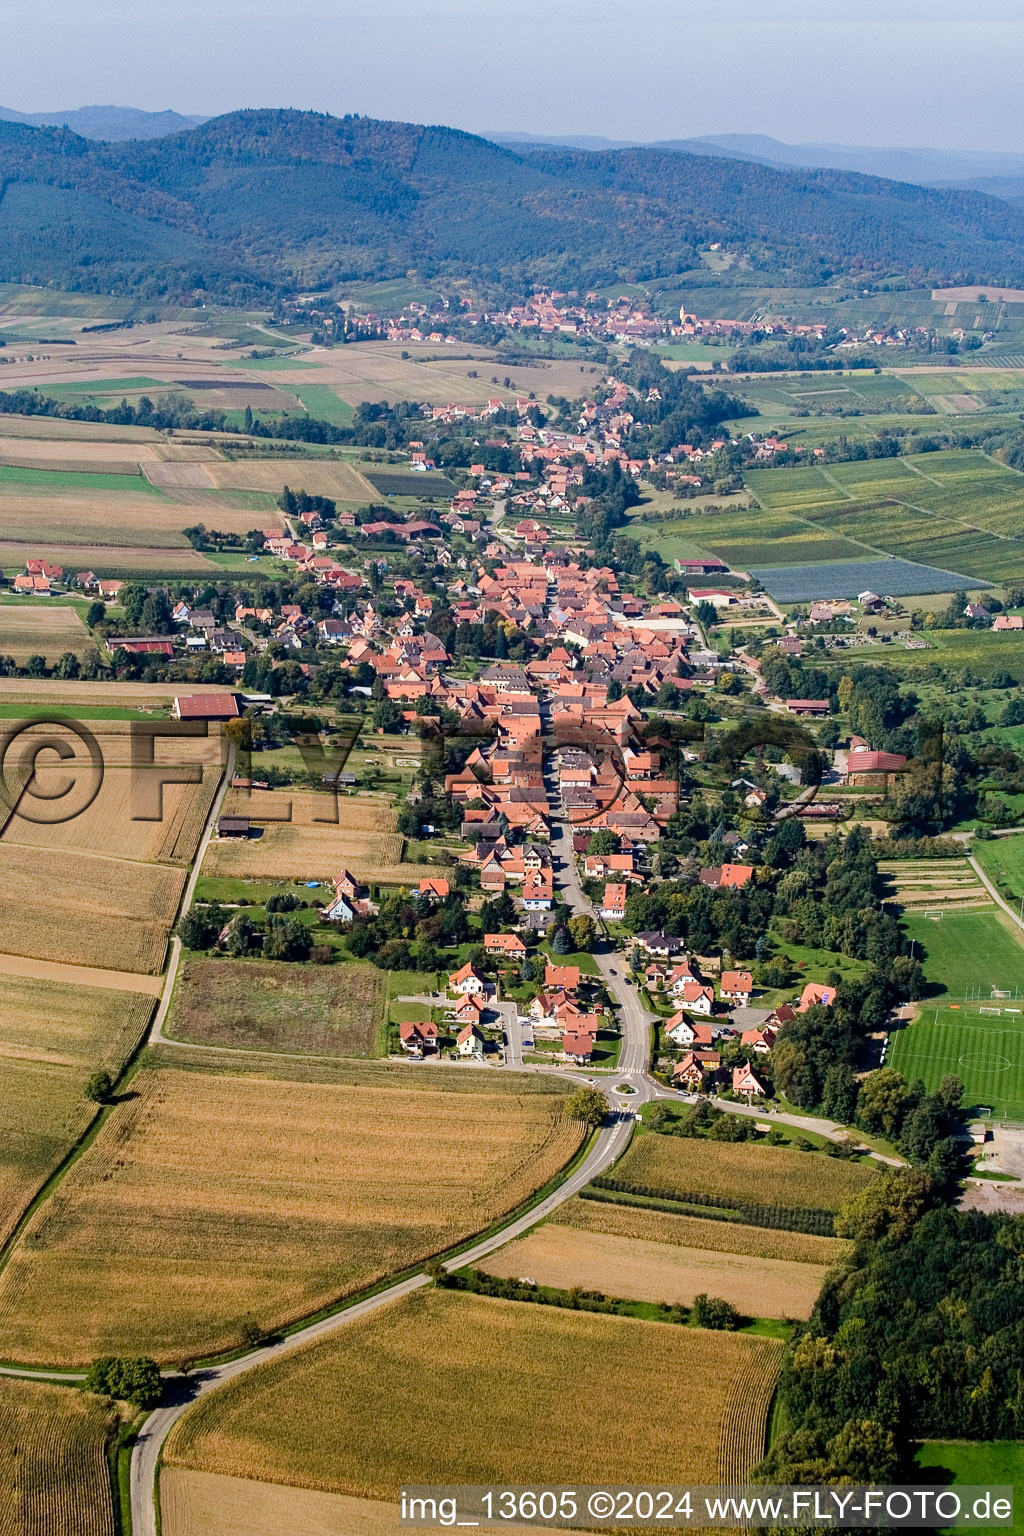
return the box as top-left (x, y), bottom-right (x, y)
top-left (665, 1009), bottom-right (714, 1048)
top-left (673, 1049), bottom-right (721, 1088)
top-left (797, 982), bottom-right (836, 1012)
top-left (398, 1019), bottom-right (438, 1057)
top-left (720, 970), bottom-right (754, 1004)
top-left (449, 962), bottom-right (487, 995)
top-left (457, 1023), bottom-right (485, 1057)
top-left (453, 992), bottom-right (485, 1026)
top-left (485, 933), bottom-right (528, 958)
top-left (699, 863), bottom-right (754, 891)
top-left (544, 963), bottom-right (580, 992)
top-left (733, 1062), bottom-right (767, 1096)
top-left (741, 1024), bottom-right (777, 1055)
top-left (599, 882), bottom-right (627, 920)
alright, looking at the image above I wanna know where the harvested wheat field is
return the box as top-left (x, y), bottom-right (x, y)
top-left (203, 823), bottom-right (431, 883)
top-left (0, 979), bottom-right (153, 1246)
top-left (0, 490), bottom-right (264, 543)
top-left (204, 792), bottom-right (429, 881)
top-left (4, 763), bottom-right (222, 864)
top-left (0, 846), bottom-right (185, 973)
top-left (205, 459), bottom-right (375, 499)
top-left (0, 453), bottom-right (142, 474)
top-left (616, 1135), bottom-right (876, 1213)
top-left (0, 1376), bottom-right (115, 1536)
top-left (286, 342), bottom-right (603, 409)
top-left (554, 1194), bottom-right (851, 1265)
top-left (166, 1289), bottom-right (782, 1496)
top-left (0, 678), bottom-right (182, 705)
top-left (479, 1223), bottom-right (828, 1319)
top-left (0, 541), bottom-right (219, 573)
top-left (142, 461), bottom-right (218, 489)
top-left (168, 956), bottom-right (384, 1055)
top-left (0, 436), bottom-right (161, 463)
top-left (163, 1469), bottom-right (571, 1536)
top-left (220, 788), bottom-right (398, 829)
top-left (0, 717), bottom-right (222, 757)
top-left (0, 1066), bottom-right (583, 1362)
top-left (0, 414), bottom-right (159, 441)
top-left (0, 604), bottom-right (96, 664)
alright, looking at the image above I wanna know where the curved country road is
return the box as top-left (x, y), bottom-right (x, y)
top-left (130, 1107), bottom-right (634, 1536)
top-left (124, 720), bottom-right (894, 1530)
top-left (130, 739), bottom-right (655, 1535)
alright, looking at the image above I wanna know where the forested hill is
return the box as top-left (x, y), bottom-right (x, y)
top-left (3, 108), bottom-right (1024, 302)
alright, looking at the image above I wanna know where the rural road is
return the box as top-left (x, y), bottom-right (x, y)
top-left (129, 713), bottom-right (892, 1530)
top-left (148, 743), bottom-right (234, 1046)
top-left (130, 1104), bottom-right (634, 1536)
top-left (131, 731), bottom-right (654, 1536)
top-left (967, 850), bottom-right (1024, 932)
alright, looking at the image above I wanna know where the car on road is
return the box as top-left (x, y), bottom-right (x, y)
top-left (608, 968), bottom-right (616, 975)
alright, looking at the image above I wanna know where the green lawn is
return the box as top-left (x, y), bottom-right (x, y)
top-left (973, 838), bottom-right (1024, 905)
top-left (537, 941), bottom-right (601, 976)
top-left (890, 1005), bottom-right (1024, 1121)
top-left (915, 1441), bottom-right (1022, 1532)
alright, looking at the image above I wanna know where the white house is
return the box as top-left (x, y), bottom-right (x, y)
top-left (448, 962), bottom-right (486, 996)
top-left (665, 1011), bottom-right (715, 1048)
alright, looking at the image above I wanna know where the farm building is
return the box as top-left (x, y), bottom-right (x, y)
top-left (175, 692), bottom-right (240, 721)
top-left (217, 816), bottom-right (251, 838)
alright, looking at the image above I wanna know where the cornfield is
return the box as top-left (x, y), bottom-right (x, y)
top-left (0, 1068), bottom-right (582, 1363)
top-left (587, 1178), bottom-right (837, 1236)
top-left (166, 1289), bottom-right (778, 1499)
top-left (716, 1337), bottom-right (785, 1482)
top-left (553, 1195), bottom-right (851, 1266)
top-left (0, 846), bottom-right (184, 974)
top-left (0, 1376), bottom-right (115, 1536)
top-left (617, 1135), bottom-right (875, 1213)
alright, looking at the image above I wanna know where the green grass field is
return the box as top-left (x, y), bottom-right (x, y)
top-left (0, 463), bottom-right (164, 494)
top-left (889, 910), bottom-right (1024, 1119)
top-left (915, 1441), bottom-right (1023, 1532)
top-left (973, 838), bottom-right (1024, 904)
top-left (36, 375), bottom-right (165, 395)
top-left (292, 385), bottom-right (355, 425)
top-left (890, 1005), bottom-right (1024, 1120)
top-left (902, 910), bottom-right (1023, 997)
top-left (233, 356), bottom-right (323, 370)
top-left (841, 628), bottom-right (1024, 681)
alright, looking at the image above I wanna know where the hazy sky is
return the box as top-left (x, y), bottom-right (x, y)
top-left (6, 0), bottom-right (1024, 149)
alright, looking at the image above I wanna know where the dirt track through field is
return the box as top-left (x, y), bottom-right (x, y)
top-left (0, 951), bottom-right (164, 995)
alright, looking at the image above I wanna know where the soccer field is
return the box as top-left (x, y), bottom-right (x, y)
top-left (892, 909), bottom-right (1024, 1119)
top-left (889, 1004), bottom-right (1024, 1120)
top-left (901, 909), bottom-right (1024, 999)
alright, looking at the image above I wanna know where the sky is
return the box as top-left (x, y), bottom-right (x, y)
top-left (5, 0), bottom-right (1024, 150)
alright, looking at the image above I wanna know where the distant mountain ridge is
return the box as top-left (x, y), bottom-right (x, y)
top-left (489, 129), bottom-right (1024, 188)
top-left (2, 108), bottom-right (1024, 302)
top-left (0, 105), bottom-right (208, 141)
